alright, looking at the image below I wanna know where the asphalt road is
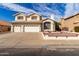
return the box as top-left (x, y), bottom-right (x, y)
top-left (0, 48), bottom-right (79, 56)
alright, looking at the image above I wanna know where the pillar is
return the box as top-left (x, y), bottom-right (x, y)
top-left (51, 22), bottom-right (54, 31)
top-left (21, 25), bottom-right (24, 32)
top-left (11, 25), bottom-right (13, 32)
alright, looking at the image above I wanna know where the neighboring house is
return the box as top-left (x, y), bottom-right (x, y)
top-left (60, 13), bottom-right (79, 32)
top-left (11, 13), bottom-right (55, 32)
top-left (0, 21), bottom-right (11, 32)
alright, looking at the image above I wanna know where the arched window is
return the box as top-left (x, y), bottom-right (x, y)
top-left (44, 22), bottom-right (51, 29)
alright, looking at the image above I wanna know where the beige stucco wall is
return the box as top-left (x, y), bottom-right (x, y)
top-left (60, 15), bottom-right (79, 32)
top-left (27, 14), bottom-right (41, 22)
top-left (15, 13), bottom-right (41, 22)
top-left (15, 13), bottom-right (26, 22)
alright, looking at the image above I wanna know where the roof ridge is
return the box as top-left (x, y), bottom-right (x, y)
top-left (64, 13), bottom-right (79, 20)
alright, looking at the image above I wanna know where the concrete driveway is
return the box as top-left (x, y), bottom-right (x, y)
top-left (0, 32), bottom-right (44, 48)
top-left (1, 32), bottom-right (79, 55)
top-left (1, 32), bottom-right (79, 48)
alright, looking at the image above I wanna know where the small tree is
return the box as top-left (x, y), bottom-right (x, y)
top-left (54, 21), bottom-right (61, 31)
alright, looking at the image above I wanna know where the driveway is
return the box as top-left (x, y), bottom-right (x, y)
top-left (0, 32), bottom-right (44, 48)
top-left (1, 32), bottom-right (79, 48)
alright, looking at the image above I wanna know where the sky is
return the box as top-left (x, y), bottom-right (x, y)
top-left (0, 3), bottom-right (79, 22)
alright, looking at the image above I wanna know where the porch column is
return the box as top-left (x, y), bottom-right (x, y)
top-left (11, 25), bottom-right (13, 32)
top-left (53, 23), bottom-right (55, 31)
top-left (21, 25), bottom-right (24, 32)
top-left (51, 23), bottom-right (53, 31)
top-left (42, 23), bottom-right (44, 31)
top-left (51, 22), bottom-right (55, 31)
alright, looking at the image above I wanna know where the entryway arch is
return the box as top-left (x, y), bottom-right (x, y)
top-left (44, 22), bottom-right (51, 30)
top-left (41, 18), bottom-right (55, 32)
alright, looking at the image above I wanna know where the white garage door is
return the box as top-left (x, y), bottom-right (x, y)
top-left (14, 26), bottom-right (21, 32)
top-left (24, 25), bottom-right (40, 32)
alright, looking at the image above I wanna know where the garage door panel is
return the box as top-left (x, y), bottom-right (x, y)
top-left (24, 25), bottom-right (40, 32)
top-left (14, 26), bottom-right (21, 32)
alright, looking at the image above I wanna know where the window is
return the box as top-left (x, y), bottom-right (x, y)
top-left (74, 26), bottom-right (79, 32)
top-left (17, 16), bottom-right (24, 19)
top-left (32, 16), bottom-right (37, 20)
top-left (44, 22), bottom-right (51, 29)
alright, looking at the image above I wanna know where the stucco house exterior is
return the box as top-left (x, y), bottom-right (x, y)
top-left (11, 13), bottom-right (55, 32)
top-left (60, 13), bottom-right (79, 32)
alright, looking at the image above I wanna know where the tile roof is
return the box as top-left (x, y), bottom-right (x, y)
top-left (13, 12), bottom-right (41, 17)
top-left (0, 21), bottom-right (10, 26)
top-left (63, 13), bottom-right (79, 20)
top-left (11, 21), bottom-right (42, 24)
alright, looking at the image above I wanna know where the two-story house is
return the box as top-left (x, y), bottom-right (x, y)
top-left (11, 13), bottom-right (55, 32)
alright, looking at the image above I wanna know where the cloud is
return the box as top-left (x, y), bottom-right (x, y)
top-left (32, 3), bottom-right (63, 21)
top-left (64, 3), bottom-right (79, 18)
top-left (0, 3), bottom-right (37, 14)
top-left (0, 3), bottom-right (65, 21)
top-left (32, 4), bottom-right (61, 15)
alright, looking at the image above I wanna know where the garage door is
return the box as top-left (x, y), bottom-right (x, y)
top-left (24, 25), bottom-right (40, 32)
top-left (14, 26), bottom-right (21, 32)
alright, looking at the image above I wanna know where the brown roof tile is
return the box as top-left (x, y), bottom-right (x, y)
top-left (0, 21), bottom-right (10, 26)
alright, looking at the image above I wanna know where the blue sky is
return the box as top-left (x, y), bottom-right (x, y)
top-left (0, 3), bottom-right (79, 22)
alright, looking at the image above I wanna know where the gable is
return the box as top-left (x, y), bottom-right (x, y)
top-left (28, 13), bottom-right (42, 20)
top-left (28, 13), bottom-right (41, 17)
top-left (42, 18), bottom-right (55, 22)
top-left (13, 13), bottom-right (27, 16)
top-left (0, 21), bottom-right (10, 26)
top-left (64, 14), bottom-right (79, 24)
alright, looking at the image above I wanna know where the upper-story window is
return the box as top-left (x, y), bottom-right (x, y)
top-left (31, 16), bottom-right (37, 21)
top-left (17, 16), bottom-right (24, 20)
